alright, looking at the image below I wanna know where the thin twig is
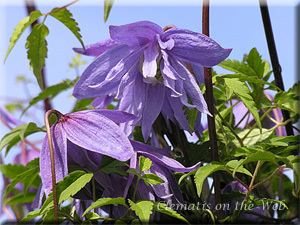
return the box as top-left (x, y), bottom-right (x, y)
top-left (202, 0), bottom-right (223, 219)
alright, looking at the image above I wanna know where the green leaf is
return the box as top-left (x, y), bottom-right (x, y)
top-left (40, 170), bottom-right (93, 214)
top-left (100, 156), bottom-right (128, 176)
top-left (139, 156), bottom-right (152, 174)
top-left (152, 202), bottom-right (190, 224)
top-left (6, 191), bottom-right (37, 205)
top-left (141, 173), bottom-right (165, 186)
top-left (178, 170), bottom-right (197, 185)
top-left (0, 122), bottom-right (44, 155)
top-left (224, 78), bottom-right (262, 131)
top-left (5, 10), bottom-right (43, 62)
top-left (85, 212), bottom-right (102, 220)
top-left (0, 163), bottom-right (25, 179)
top-left (127, 168), bottom-right (139, 177)
top-left (194, 164), bottom-right (224, 197)
top-left (22, 78), bottom-right (78, 115)
top-left (232, 151), bottom-right (276, 177)
top-left (26, 23), bottom-right (49, 90)
top-left (50, 8), bottom-right (84, 48)
top-left (233, 128), bottom-right (274, 147)
top-left (184, 107), bottom-right (199, 132)
top-left (251, 198), bottom-right (288, 209)
top-left (71, 99), bottom-right (94, 112)
top-left (218, 59), bottom-right (257, 77)
top-left (19, 209), bottom-right (41, 224)
top-left (226, 160), bottom-right (252, 177)
top-left (104, 0), bottom-right (115, 22)
top-left (128, 200), bottom-right (153, 224)
top-left (246, 48), bottom-right (270, 79)
top-left (82, 197), bottom-right (127, 217)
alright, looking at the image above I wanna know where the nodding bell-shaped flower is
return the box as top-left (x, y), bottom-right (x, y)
top-left (73, 21), bottom-right (232, 140)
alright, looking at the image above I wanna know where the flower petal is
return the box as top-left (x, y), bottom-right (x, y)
top-left (73, 44), bottom-right (132, 99)
top-left (73, 39), bottom-right (120, 57)
top-left (110, 21), bottom-right (162, 46)
top-left (142, 42), bottom-right (160, 79)
top-left (63, 111), bottom-right (134, 161)
top-left (92, 95), bottom-right (115, 109)
top-left (40, 123), bottom-right (68, 195)
top-left (0, 106), bottom-right (24, 126)
top-left (168, 95), bottom-right (190, 132)
top-left (161, 28), bottom-right (232, 66)
top-left (131, 140), bottom-right (171, 156)
top-left (142, 83), bottom-right (165, 141)
top-left (137, 151), bottom-right (200, 173)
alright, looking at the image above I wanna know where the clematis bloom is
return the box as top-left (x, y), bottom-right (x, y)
top-left (73, 21), bottom-right (232, 140)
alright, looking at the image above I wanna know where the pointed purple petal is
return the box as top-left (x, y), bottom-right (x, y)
top-left (161, 28), bottom-right (232, 66)
top-left (73, 39), bottom-right (120, 57)
top-left (137, 151), bottom-right (200, 173)
top-left (73, 44), bottom-right (132, 99)
top-left (130, 140), bottom-right (171, 156)
top-left (190, 63), bottom-right (204, 85)
top-left (110, 21), bottom-right (162, 46)
top-left (142, 42), bottom-right (159, 79)
top-left (40, 123), bottom-right (68, 195)
top-left (142, 84), bottom-right (165, 141)
top-left (92, 95), bottom-right (115, 109)
top-left (62, 111), bottom-right (134, 161)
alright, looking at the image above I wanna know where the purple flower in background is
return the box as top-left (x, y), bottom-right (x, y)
top-left (73, 21), bottom-right (232, 140)
top-left (0, 106), bottom-right (24, 126)
top-left (40, 109), bottom-right (135, 195)
top-left (210, 181), bottom-right (265, 223)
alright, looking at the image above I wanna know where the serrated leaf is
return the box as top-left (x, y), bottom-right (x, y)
top-left (178, 170), bottom-right (197, 185)
top-left (142, 173), bottom-right (165, 186)
top-left (0, 122), bottom-right (44, 155)
top-left (25, 23), bottom-right (49, 90)
top-left (5, 10), bottom-right (43, 62)
top-left (226, 160), bottom-right (252, 177)
top-left (127, 168), bottom-right (139, 177)
top-left (19, 209), bottom-right (41, 224)
top-left (6, 191), bottom-right (37, 205)
top-left (225, 78), bottom-right (262, 131)
top-left (184, 107), bottom-right (199, 132)
top-left (246, 48), bottom-right (270, 79)
top-left (50, 8), bottom-right (84, 49)
top-left (232, 151), bottom-right (276, 177)
top-left (153, 202), bottom-right (190, 224)
top-left (139, 156), bottom-right (152, 174)
top-left (194, 164), bottom-right (224, 197)
top-left (83, 197), bottom-right (127, 217)
top-left (22, 78), bottom-right (77, 115)
top-left (128, 200), bottom-right (153, 224)
top-left (0, 163), bottom-right (25, 179)
top-left (104, 0), bottom-right (114, 22)
top-left (233, 128), bottom-right (274, 147)
top-left (40, 170), bottom-right (93, 214)
top-left (218, 59), bottom-right (257, 77)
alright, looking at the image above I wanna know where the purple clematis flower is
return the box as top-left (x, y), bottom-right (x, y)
top-left (40, 109), bottom-right (136, 195)
top-left (73, 21), bottom-right (232, 140)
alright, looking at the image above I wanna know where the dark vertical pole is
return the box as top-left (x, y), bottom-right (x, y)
top-left (202, 0), bottom-right (223, 219)
top-left (25, 0), bottom-right (52, 112)
top-left (259, 0), bottom-right (294, 138)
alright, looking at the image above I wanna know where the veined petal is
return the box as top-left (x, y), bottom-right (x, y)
top-left (137, 151), bottom-right (200, 173)
top-left (73, 44), bottom-right (132, 99)
top-left (133, 73), bottom-right (147, 115)
top-left (62, 111), bottom-right (134, 161)
top-left (40, 123), bottom-right (68, 195)
top-left (142, 83), bottom-right (165, 141)
top-left (73, 39), bottom-right (120, 57)
top-left (170, 56), bottom-right (211, 115)
top-left (130, 140), bottom-right (171, 156)
top-left (161, 28), bottom-right (232, 66)
top-left (142, 42), bottom-right (159, 79)
top-left (72, 109), bottom-right (136, 124)
top-left (110, 21), bottom-right (162, 46)
top-left (190, 63), bottom-right (204, 85)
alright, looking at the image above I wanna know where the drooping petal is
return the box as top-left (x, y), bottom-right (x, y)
top-left (73, 44), bottom-right (133, 99)
top-left (142, 42), bottom-right (160, 79)
top-left (142, 83), bottom-right (165, 141)
top-left (92, 95), bottom-right (115, 109)
top-left (40, 123), bottom-right (68, 195)
top-left (62, 111), bottom-right (134, 161)
top-left (161, 28), bottom-right (232, 66)
top-left (110, 21), bottom-right (162, 46)
top-left (130, 140), bottom-right (171, 156)
top-left (137, 151), bottom-right (200, 173)
top-left (170, 56), bottom-right (211, 116)
top-left (73, 39), bottom-right (120, 57)
top-left (190, 63), bottom-right (204, 85)
top-left (73, 109), bottom-right (136, 124)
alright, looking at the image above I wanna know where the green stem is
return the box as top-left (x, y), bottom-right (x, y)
top-left (132, 177), bottom-right (140, 203)
top-left (45, 109), bottom-right (64, 224)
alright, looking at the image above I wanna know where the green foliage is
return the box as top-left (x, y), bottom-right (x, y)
top-left (104, 0), bottom-right (115, 22)
top-left (5, 10), bottom-right (43, 62)
top-left (141, 173), bottom-right (165, 186)
top-left (83, 197), bottom-right (128, 217)
top-left (25, 23), bottom-right (49, 90)
top-left (49, 8), bottom-right (85, 49)
top-left (0, 122), bottom-right (45, 155)
top-left (128, 199), bottom-right (153, 224)
top-left (100, 156), bottom-right (128, 176)
top-left (184, 107), bottom-right (199, 132)
top-left (139, 155), bottom-right (152, 174)
top-left (40, 170), bottom-right (93, 214)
